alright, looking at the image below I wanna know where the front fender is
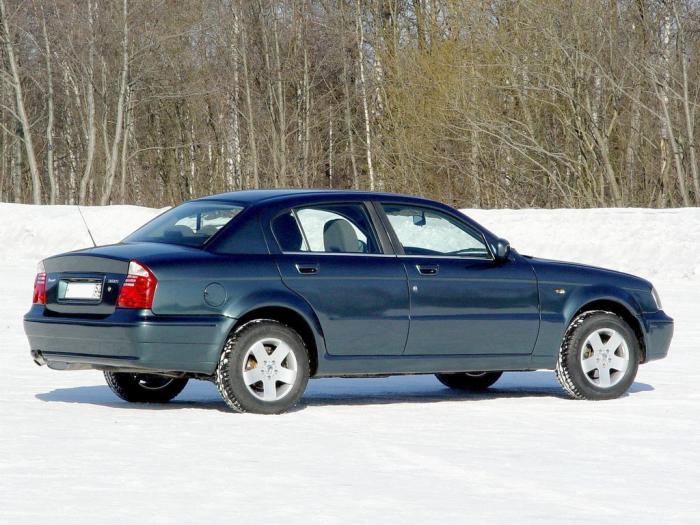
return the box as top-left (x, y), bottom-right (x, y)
top-left (562, 285), bottom-right (643, 326)
top-left (531, 283), bottom-right (643, 368)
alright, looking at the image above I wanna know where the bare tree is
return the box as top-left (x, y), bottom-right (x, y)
top-left (1, 0), bottom-right (699, 208)
top-left (100, 0), bottom-right (130, 205)
top-left (355, 0), bottom-right (375, 190)
top-left (40, 11), bottom-right (57, 203)
top-left (0, 0), bottom-right (41, 203)
top-left (78, 0), bottom-right (97, 205)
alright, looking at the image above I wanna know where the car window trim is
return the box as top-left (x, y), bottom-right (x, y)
top-left (290, 208), bottom-right (311, 252)
top-left (276, 251), bottom-right (398, 258)
top-left (396, 253), bottom-right (493, 261)
top-left (370, 201), bottom-right (405, 255)
top-left (375, 201), bottom-right (495, 261)
top-left (364, 200), bottom-right (397, 254)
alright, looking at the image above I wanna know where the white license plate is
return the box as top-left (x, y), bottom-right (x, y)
top-left (64, 281), bottom-right (103, 300)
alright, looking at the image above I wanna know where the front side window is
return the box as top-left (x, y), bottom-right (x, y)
top-left (124, 201), bottom-right (243, 247)
top-left (272, 203), bottom-right (381, 254)
top-left (382, 204), bottom-right (490, 258)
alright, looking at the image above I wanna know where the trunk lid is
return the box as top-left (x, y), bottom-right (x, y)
top-left (41, 242), bottom-right (200, 316)
top-left (43, 252), bottom-right (129, 316)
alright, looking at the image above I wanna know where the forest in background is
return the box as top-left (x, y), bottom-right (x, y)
top-left (1, 0), bottom-right (700, 208)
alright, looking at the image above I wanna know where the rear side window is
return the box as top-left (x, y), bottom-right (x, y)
top-left (272, 203), bottom-right (381, 254)
top-left (124, 202), bottom-right (243, 247)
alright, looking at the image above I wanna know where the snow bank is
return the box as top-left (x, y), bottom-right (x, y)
top-left (0, 203), bottom-right (165, 264)
top-left (465, 207), bottom-right (700, 281)
top-left (1, 202), bottom-right (697, 281)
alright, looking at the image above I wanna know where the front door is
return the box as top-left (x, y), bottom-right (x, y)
top-left (379, 203), bottom-right (540, 356)
top-left (272, 202), bottom-right (409, 356)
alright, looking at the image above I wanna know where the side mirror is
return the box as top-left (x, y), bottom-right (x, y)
top-left (494, 238), bottom-right (511, 261)
top-left (412, 211), bottom-right (426, 226)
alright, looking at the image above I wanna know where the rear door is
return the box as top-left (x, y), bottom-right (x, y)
top-left (378, 202), bottom-right (540, 356)
top-left (272, 201), bottom-right (409, 356)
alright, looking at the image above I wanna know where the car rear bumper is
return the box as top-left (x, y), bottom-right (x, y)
top-left (641, 310), bottom-right (674, 363)
top-left (24, 305), bottom-right (235, 375)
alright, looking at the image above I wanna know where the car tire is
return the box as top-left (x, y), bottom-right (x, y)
top-left (556, 311), bottom-right (640, 400)
top-left (215, 320), bottom-right (310, 414)
top-left (435, 371), bottom-right (503, 391)
top-left (104, 372), bottom-right (188, 403)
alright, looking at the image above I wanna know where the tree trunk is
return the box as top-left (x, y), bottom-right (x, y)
top-left (119, 84), bottom-right (132, 202)
top-left (624, 84), bottom-right (642, 203)
top-left (62, 67), bottom-right (78, 204)
top-left (658, 85), bottom-right (689, 206)
top-left (327, 107), bottom-right (333, 187)
top-left (0, 47), bottom-right (6, 202)
top-left (272, 11), bottom-right (287, 185)
top-left (0, 0), bottom-right (42, 204)
top-left (100, 0), bottom-right (129, 205)
top-left (227, 7), bottom-right (242, 190)
top-left (258, 0), bottom-right (280, 186)
top-left (189, 115), bottom-right (195, 198)
top-left (240, 12), bottom-right (259, 188)
top-left (674, 0), bottom-right (700, 204)
top-left (342, 52), bottom-right (359, 190)
top-left (11, 125), bottom-right (21, 202)
top-left (302, 46), bottom-right (311, 187)
top-left (42, 14), bottom-right (57, 204)
top-left (658, 12), bottom-right (690, 206)
top-left (79, 1), bottom-right (97, 205)
top-left (355, 0), bottom-right (375, 190)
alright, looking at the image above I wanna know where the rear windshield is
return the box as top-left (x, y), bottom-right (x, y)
top-left (124, 201), bottom-right (243, 247)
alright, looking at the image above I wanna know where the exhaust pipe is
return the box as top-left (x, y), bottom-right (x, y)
top-left (30, 350), bottom-right (46, 366)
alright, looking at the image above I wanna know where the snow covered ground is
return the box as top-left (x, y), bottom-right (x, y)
top-left (1, 203), bottom-right (698, 524)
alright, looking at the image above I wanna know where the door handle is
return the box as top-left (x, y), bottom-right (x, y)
top-left (295, 263), bottom-right (319, 275)
top-left (416, 264), bottom-right (439, 275)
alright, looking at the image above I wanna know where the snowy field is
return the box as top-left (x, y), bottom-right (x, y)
top-left (1, 203), bottom-right (699, 524)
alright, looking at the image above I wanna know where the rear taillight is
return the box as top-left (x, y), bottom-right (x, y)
top-left (32, 272), bottom-right (47, 304)
top-left (117, 261), bottom-right (157, 309)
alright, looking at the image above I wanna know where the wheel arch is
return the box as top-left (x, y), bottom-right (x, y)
top-left (226, 295), bottom-right (326, 376)
top-left (567, 297), bottom-right (646, 363)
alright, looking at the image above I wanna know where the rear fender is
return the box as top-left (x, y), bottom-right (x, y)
top-left (222, 288), bottom-right (327, 359)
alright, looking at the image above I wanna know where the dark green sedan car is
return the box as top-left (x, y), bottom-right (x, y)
top-left (24, 190), bottom-right (673, 414)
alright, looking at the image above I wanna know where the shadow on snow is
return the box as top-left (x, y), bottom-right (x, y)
top-left (35, 371), bottom-right (654, 412)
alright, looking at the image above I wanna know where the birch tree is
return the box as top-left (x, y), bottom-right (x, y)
top-left (100, 0), bottom-right (130, 205)
top-left (355, 0), bottom-right (375, 190)
top-left (39, 13), bottom-right (57, 203)
top-left (0, 0), bottom-right (41, 203)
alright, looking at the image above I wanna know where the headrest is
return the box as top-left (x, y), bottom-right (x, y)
top-left (323, 218), bottom-right (359, 253)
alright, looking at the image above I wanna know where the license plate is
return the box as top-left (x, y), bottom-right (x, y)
top-left (63, 281), bottom-right (103, 300)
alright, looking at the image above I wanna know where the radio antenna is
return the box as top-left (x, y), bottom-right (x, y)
top-left (77, 206), bottom-right (97, 247)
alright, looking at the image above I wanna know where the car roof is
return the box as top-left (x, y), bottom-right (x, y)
top-left (196, 189), bottom-right (501, 245)
top-left (196, 189), bottom-right (435, 206)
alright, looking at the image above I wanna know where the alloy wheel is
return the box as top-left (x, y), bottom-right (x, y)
top-left (580, 328), bottom-right (630, 388)
top-left (241, 338), bottom-right (298, 402)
